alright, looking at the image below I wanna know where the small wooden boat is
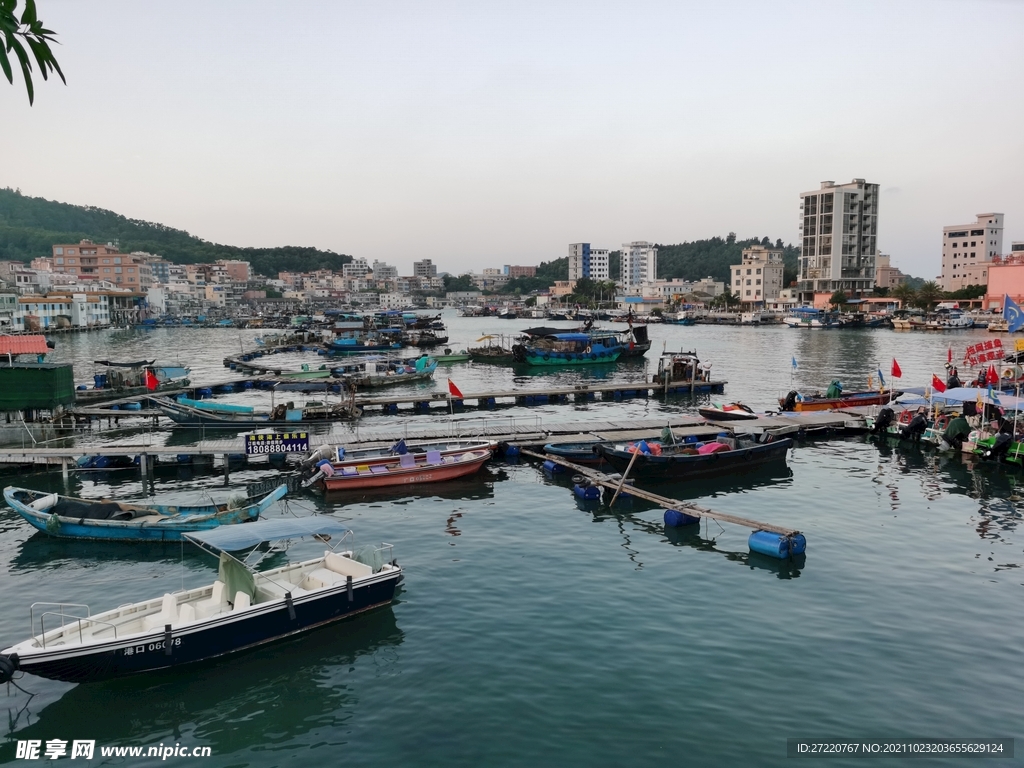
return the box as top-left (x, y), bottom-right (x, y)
top-left (698, 403), bottom-right (758, 421)
top-left (779, 389), bottom-right (900, 412)
top-left (542, 441), bottom-right (607, 465)
top-left (3, 485), bottom-right (287, 542)
top-left (0, 517), bottom-right (401, 683)
top-left (320, 448), bottom-right (492, 491)
top-left (302, 440), bottom-right (495, 485)
top-left (432, 349), bottom-right (471, 364)
top-left (595, 436), bottom-right (792, 481)
top-left (157, 398), bottom-right (361, 429)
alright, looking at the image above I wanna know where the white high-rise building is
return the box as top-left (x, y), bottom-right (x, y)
top-left (372, 260), bottom-right (398, 281)
top-left (938, 213), bottom-right (1003, 291)
top-left (413, 259), bottom-right (437, 278)
top-left (568, 243), bottom-right (610, 281)
top-left (619, 241), bottom-right (657, 288)
top-left (342, 257), bottom-right (370, 278)
top-left (798, 179), bottom-right (879, 300)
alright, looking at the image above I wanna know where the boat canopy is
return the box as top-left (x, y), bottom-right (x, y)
top-left (93, 360), bottom-right (155, 367)
top-left (184, 517), bottom-right (351, 551)
top-left (897, 387), bottom-right (1024, 409)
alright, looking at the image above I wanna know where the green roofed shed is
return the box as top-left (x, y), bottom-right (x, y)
top-left (0, 364), bottom-right (75, 411)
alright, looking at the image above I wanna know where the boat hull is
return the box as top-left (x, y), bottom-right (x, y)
top-left (697, 407), bottom-right (758, 420)
top-left (7, 572), bottom-right (399, 683)
top-left (596, 439), bottom-right (792, 480)
top-left (524, 350), bottom-right (622, 365)
top-left (780, 391), bottom-right (899, 412)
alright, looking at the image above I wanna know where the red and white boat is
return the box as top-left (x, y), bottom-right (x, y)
top-left (320, 448), bottom-right (492, 491)
top-left (301, 440), bottom-right (494, 487)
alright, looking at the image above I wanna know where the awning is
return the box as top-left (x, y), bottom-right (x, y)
top-left (897, 387), bottom-right (1024, 409)
top-left (0, 335), bottom-right (49, 356)
top-left (93, 360), bottom-right (155, 367)
top-left (184, 517), bottom-right (351, 551)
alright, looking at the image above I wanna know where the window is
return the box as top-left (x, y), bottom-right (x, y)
top-left (114, 257), bottom-right (121, 264)
top-left (114, 267), bottom-right (122, 273)
top-left (953, 243), bottom-right (958, 248)
top-left (971, 241), bottom-right (976, 247)
top-left (756, 279), bottom-right (761, 285)
top-left (103, 268), bottom-right (110, 273)
top-left (68, 258), bottom-right (75, 264)
top-left (971, 253), bottom-right (975, 258)
top-left (55, 247), bottom-right (63, 255)
top-left (756, 268), bottom-right (761, 274)
top-left (102, 259), bottom-right (109, 264)
top-left (68, 248), bottom-right (75, 255)
top-left (746, 279), bottom-right (751, 285)
top-left (55, 257), bottom-right (63, 265)
top-left (745, 290), bottom-right (751, 296)
top-left (746, 269), bottom-right (751, 275)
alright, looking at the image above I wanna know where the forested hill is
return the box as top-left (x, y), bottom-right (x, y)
top-left (0, 188), bottom-right (352, 277)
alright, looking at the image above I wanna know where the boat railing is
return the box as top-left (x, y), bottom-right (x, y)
top-left (30, 602), bottom-right (118, 647)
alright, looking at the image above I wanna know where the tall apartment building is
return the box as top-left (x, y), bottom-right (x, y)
top-left (413, 259), bottom-right (437, 278)
top-left (568, 244), bottom-right (609, 281)
top-left (797, 179), bottom-right (879, 300)
top-left (372, 260), bottom-right (398, 280)
top-left (730, 245), bottom-right (783, 306)
top-left (342, 257), bottom-right (370, 278)
top-left (938, 213), bottom-right (1003, 291)
top-left (216, 259), bottom-right (252, 283)
top-left (620, 241), bottom-right (657, 288)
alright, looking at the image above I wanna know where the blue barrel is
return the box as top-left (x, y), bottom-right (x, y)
top-left (77, 384), bottom-right (87, 391)
top-left (124, 402), bottom-right (142, 411)
top-left (542, 459), bottom-right (565, 474)
top-left (243, 381), bottom-right (254, 389)
top-left (788, 534), bottom-right (807, 556)
top-left (93, 373), bottom-right (107, 389)
top-left (504, 445), bottom-right (521, 458)
top-left (748, 531), bottom-right (790, 559)
top-left (574, 484), bottom-right (601, 500)
top-left (197, 387), bottom-right (213, 398)
top-left (485, 397), bottom-right (496, 408)
top-left (177, 454), bottom-right (192, 464)
top-left (664, 509), bottom-right (700, 527)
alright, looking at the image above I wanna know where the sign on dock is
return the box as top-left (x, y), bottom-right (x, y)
top-left (244, 432), bottom-right (310, 455)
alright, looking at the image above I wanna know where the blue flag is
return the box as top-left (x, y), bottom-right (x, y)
top-left (791, 356), bottom-right (798, 371)
top-left (987, 386), bottom-right (1000, 404)
top-left (1004, 295), bottom-right (1024, 333)
top-left (877, 369), bottom-right (885, 387)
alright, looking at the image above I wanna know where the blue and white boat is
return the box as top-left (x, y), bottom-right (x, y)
top-left (0, 517), bottom-right (402, 683)
top-left (3, 485), bottom-right (287, 542)
top-left (514, 332), bottom-right (623, 365)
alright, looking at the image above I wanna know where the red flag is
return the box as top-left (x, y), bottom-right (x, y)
top-left (931, 374), bottom-right (946, 393)
top-left (447, 378), bottom-right (464, 399)
top-left (144, 369), bottom-right (159, 391)
top-left (947, 347), bottom-right (952, 365)
top-left (891, 358), bottom-right (902, 378)
top-left (987, 366), bottom-right (999, 386)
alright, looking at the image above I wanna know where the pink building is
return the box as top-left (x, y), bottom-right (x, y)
top-left (984, 257), bottom-right (1024, 310)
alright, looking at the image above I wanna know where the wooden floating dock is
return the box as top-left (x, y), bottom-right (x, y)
top-left (520, 449), bottom-right (802, 538)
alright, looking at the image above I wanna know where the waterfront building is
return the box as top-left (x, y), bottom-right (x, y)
top-left (620, 242), bottom-right (657, 288)
top-left (874, 253), bottom-right (906, 290)
top-left (938, 213), bottom-right (1003, 292)
top-left (215, 259), bottom-right (252, 283)
top-left (797, 179), bottom-right (879, 302)
top-left (413, 259), bottom-right (437, 278)
top-left (342, 258), bottom-right (370, 278)
top-left (568, 244), bottom-right (610, 281)
top-left (50, 240), bottom-right (146, 290)
top-left (730, 245), bottom-right (784, 306)
top-left (984, 242), bottom-right (1024, 310)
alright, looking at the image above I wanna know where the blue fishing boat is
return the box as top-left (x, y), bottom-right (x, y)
top-left (513, 332), bottom-right (623, 365)
top-left (542, 441), bottom-right (608, 465)
top-left (3, 485), bottom-right (288, 542)
top-left (326, 329), bottom-right (403, 354)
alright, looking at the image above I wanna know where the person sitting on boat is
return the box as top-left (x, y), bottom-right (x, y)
top-left (825, 380), bottom-right (843, 399)
top-left (975, 368), bottom-right (988, 388)
top-left (946, 367), bottom-right (962, 390)
top-left (900, 406), bottom-right (929, 442)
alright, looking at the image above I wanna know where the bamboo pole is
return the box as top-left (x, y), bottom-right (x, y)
top-left (609, 447), bottom-right (640, 507)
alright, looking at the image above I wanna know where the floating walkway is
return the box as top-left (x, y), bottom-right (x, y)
top-left (521, 449), bottom-right (806, 559)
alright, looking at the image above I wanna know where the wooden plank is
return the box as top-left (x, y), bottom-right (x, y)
top-left (522, 449), bottom-right (800, 537)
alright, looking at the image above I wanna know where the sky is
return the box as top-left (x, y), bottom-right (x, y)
top-left (2, 0), bottom-right (1023, 278)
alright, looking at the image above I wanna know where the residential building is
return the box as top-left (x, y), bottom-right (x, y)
top-left (413, 259), bottom-right (437, 278)
top-left (215, 259), bottom-right (252, 283)
top-left (730, 245), bottom-right (784, 306)
top-left (620, 241), bottom-right (657, 288)
top-left (874, 253), bottom-right (906, 290)
top-left (568, 244), bottom-right (609, 281)
top-left (506, 265), bottom-right (537, 279)
top-left (938, 213), bottom-right (1004, 292)
top-left (342, 257), bottom-right (370, 278)
top-left (797, 179), bottom-right (879, 301)
top-left (50, 240), bottom-right (152, 290)
top-left (372, 260), bottom-right (398, 280)
top-left (551, 281), bottom-right (576, 298)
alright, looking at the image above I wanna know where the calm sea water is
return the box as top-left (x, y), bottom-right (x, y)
top-left (1, 315), bottom-right (1022, 766)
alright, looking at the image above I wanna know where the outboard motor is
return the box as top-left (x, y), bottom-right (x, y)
top-left (872, 406), bottom-right (895, 435)
top-left (984, 432), bottom-right (1013, 462)
top-left (900, 413), bottom-right (928, 441)
top-left (0, 654), bottom-right (18, 684)
top-left (782, 391), bottom-right (799, 412)
top-left (511, 344), bottom-right (527, 363)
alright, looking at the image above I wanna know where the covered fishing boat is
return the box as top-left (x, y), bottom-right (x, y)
top-left (512, 332), bottom-right (622, 365)
top-left (326, 329), bottom-right (403, 354)
top-left (75, 360), bottom-right (191, 403)
top-left (782, 308), bottom-right (838, 329)
top-left (618, 323), bottom-right (651, 358)
top-left (697, 402), bottom-right (758, 420)
top-left (595, 435), bottom-right (792, 481)
top-left (3, 485), bottom-right (287, 542)
top-left (0, 517), bottom-right (401, 683)
top-left (319, 448), bottom-right (492, 491)
top-left (467, 335), bottom-right (515, 364)
top-left (333, 356), bottom-right (436, 388)
top-left (157, 397), bottom-right (361, 428)
top-left (650, 350), bottom-right (725, 393)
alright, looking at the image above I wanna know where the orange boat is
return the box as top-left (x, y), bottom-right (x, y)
top-left (779, 389), bottom-right (901, 412)
top-left (320, 448), bottom-right (492, 491)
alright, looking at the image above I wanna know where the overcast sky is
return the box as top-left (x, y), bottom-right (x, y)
top-left (3, 0), bottom-right (1022, 278)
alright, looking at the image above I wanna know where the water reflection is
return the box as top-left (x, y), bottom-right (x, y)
top-left (0, 607), bottom-right (403, 759)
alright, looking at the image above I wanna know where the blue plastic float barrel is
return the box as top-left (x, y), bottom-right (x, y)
top-left (748, 531), bottom-right (806, 559)
top-left (197, 388), bottom-right (213, 398)
top-left (123, 402), bottom-right (141, 411)
top-left (542, 459), bottom-right (565, 474)
top-left (504, 445), bottom-right (521, 458)
top-left (664, 509), bottom-right (700, 527)
top-left (574, 484), bottom-right (601, 500)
